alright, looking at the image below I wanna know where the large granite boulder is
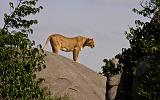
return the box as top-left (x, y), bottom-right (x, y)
top-left (37, 51), bottom-right (106, 100)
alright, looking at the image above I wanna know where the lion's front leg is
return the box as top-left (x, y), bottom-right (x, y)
top-left (73, 48), bottom-right (80, 63)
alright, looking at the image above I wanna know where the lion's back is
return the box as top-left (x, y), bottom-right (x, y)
top-left (51, 34), bottom-right (85, 43)
top-left (49, 34), bottom-right (86, 50)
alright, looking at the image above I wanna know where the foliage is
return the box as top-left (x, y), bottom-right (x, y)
top-left (0, 0), bottom-right (52, 99)
top-left (102, 57), bottom-right (122, 78)
top-left (123, 0), bottom-right (160, 99)
top-left (136, 55), bottom-right (160, 100)
top-left (102, 0), bottom-right (160, 99)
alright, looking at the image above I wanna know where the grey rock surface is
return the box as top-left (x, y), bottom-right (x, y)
top-left (37, 51), bottom-right (106, 100)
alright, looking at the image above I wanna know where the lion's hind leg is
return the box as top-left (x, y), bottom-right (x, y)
top-left (51, 46), bottom-right (59, 54)
top-left (50, 39), bottom-right (59, 54)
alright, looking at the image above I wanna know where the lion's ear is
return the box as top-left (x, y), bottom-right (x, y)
top-left (86, 38), bottom-right (90, 42)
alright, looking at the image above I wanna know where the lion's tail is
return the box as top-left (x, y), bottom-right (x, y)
top-left (43, 36), bottom-right (51, 50)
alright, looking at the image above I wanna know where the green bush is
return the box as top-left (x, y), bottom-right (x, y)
top-left (0, 0), bottom-right (50, 99)
top-left (122, 0), bottom-right (160, 99)
top-left (102, 0), bottom-right (160, 99)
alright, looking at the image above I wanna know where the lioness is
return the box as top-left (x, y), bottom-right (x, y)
top-left (43, 34), bottom-right (95, 62)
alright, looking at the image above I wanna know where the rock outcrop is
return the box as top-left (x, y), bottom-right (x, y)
top-left (37, 51), bottom-right (106, 100)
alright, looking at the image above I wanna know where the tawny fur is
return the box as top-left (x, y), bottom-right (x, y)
top-left (43, 34), bottom-right (95, 62)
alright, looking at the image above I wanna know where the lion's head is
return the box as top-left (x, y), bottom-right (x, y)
top-left (84, 38), bottom-right (95, 48)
